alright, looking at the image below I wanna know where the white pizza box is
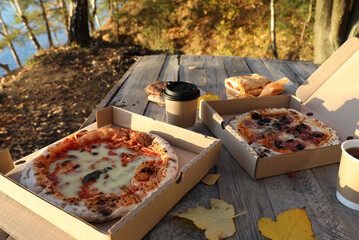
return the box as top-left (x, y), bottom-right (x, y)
top-left (199, 37), bottom-right (359, 180)
top-left (0, 106), bottom-right (221, 240)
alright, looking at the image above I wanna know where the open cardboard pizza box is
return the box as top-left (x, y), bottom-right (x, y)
top-left (200, 37), bottom-right (359, 180)
top-left (0, 106), bottom-right (221, 240)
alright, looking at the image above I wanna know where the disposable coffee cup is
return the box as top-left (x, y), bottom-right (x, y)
top-left (163, 82), bottom-right (200, 128)
top-left (336, 139), bottom-right (359, 210)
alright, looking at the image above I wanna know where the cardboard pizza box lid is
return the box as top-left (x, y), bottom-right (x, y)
top-left (296, 37), bottom-right (359, 140)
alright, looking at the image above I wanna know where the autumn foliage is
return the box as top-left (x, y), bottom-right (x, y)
top-left (102, 0), bottom-right (314, 61)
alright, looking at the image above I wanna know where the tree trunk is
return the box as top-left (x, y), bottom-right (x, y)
top-left (68, 0), bottom-right (91, 45)
top-left (39, 0), bottom-right (54, 48)
top-left (347, 0), bottom-right (359, 38)
top-left (91, 0), bottom-right (101, 29)
top-left (113, 1), bottom-right (120, 42)
top-left (9, 0), bottom-right (42, 51)
top-left (314, 0), bottom-right (359, 64)
top-left (89, 6), bottom-right (95, 34)
top-left (331, 0), bottom-right (351, 50)
top-left (314, 0), bottom-right (333, 64)
top-left (0, 14), bottom-right (22, 68)
top-left (270, 0), bottom-right (278, 59)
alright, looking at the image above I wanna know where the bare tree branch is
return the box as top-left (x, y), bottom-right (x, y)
top-left (0, 14), bottom-right (22, 67)
top-left (0, 63), bottom-right (10, 73)
top-left (9, 0), bottom-right (42, 51)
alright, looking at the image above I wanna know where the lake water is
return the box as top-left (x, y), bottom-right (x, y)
top-left (0, 7), bottom-right (68, 78)
top-left (0, 30), bottom-right (68, 76)
top-left (0, 4), bottom-right (107, 78)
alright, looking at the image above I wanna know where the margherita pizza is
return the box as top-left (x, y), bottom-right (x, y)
top-left (229, 108), bottom-right (340, 157)
top-left (19, 127), bottom-right (178, 222)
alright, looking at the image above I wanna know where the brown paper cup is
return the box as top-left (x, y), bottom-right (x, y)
top-left (164, 98), bottom-right (198, 128)
top-left (336, 140), bottom-right (359, 210)
top-left (163, 82), bottom-right (200, 128)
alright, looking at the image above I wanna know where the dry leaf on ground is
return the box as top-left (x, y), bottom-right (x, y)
top-left (197, 91), bottom-right (220, 109)
top-left (258, 207), bottom-right (316, 240)
top-left (174, 198), bottom-right (247, 240)
top-left (201, 174), bottom-right (221, 185)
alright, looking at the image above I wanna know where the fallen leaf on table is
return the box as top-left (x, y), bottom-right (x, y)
top-left (174, 198), bottom-right (247, 240)
top-left (258, 207), bottom-right (316, 240)
top-left (197, 91), bottom-right (220, 109)
top-left (201, 174), bottom-right (221, 185)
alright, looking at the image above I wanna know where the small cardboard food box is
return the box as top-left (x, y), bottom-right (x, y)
top-left (200, 37), bottom-right (359, 180)
top-left (0, 106), bottom-right (221, 240)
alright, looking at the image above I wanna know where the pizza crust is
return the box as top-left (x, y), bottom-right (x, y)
top-left (19, 127), bottom-right (179, 222)
top-left (152, 135), bottom-right (179, 182)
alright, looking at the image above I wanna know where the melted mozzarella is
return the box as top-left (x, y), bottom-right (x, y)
top-left (48, 144), bottom-right (159, 198)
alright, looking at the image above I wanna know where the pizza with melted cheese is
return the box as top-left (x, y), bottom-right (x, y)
top-left (19, 127), bottom-right (178, 222)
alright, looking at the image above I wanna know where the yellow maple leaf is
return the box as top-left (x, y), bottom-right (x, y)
top-left (258, 207), bottom-right (317, 240)
top-left (201, 173), bottom-right (221, 186)
top-left (174, 198), bottom-right (247, 240)
top-left (197, 91), bottom-right (220, 109)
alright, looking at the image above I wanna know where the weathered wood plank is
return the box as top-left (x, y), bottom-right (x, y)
top-left (81, 56), bottom-right (143, 128)
top-left (312, 164), bottom-right (359, 239)
top-left (216, 148), bottom-right (273, 239)
top-left (263, 171), bottom-right (351, 239)
top-left (243, 57), bottom-right (275, 81)
top-left (284, 60), bottom-right (312, 82)
top-left (261, 58), bottom-right (302, 95)
top-left (263, 58), bottom-right (306, 85)
top-left (203, 55), bottom-right (228, 99)
top-left (111, 55), bottom-right (166, 115)
top-left (222, 56), bottom-right (252, 77)
top-left (179, 55), bottom-right (205, 85)
top-left (145, 55), bottom-right (179, 122)
top-left (157, 55), bottom-right (179, 82)
top-left (297, 61), bottom-right (319, 74)
top-left (203, 55), bottom-right (275, 239)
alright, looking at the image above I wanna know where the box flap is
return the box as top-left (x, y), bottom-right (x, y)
top-left (297, 37), bottom-right (359, 140)
top-left (0, 149), bottom-right (14, 174)
top-left (96, 106), bottom-right (114, 128)
top-left (297, 37), bottom-right (359, 102)
top-left (0, 191), bottom-right (77, 240)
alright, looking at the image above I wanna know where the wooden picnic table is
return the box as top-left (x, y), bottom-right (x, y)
top-left (1, 55), bottom-right (357, 240)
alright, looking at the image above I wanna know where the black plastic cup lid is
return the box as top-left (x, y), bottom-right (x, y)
top-left (163, 82), bottom-right (200, 101)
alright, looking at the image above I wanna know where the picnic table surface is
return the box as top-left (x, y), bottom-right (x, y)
top-left (1, 55), bottom-right (358, 240)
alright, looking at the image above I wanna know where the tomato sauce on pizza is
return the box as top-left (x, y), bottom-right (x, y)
top-left (19, 127), bottom-right (178, 222)
top-left (229, 108), bottom-right (340, 157)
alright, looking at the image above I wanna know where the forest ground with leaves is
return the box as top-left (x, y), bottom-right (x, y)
top-left (0, 39), bottom-right (162, 161)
